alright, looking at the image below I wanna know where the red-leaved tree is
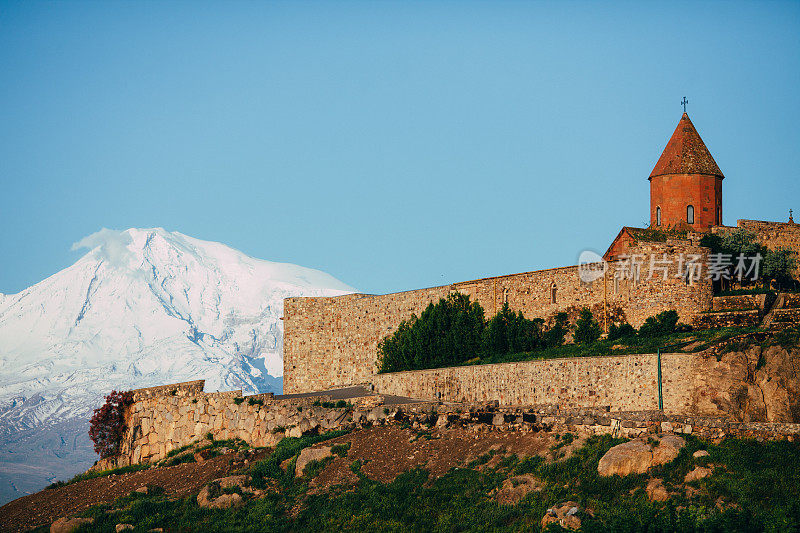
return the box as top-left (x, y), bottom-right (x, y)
top-left (89, 390), bottom-right (134, 458)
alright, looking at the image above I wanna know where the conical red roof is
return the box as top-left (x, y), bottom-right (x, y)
top-left (649, 113), bottom-right (724, 179)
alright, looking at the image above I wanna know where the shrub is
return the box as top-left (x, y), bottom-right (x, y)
top-left (638, 310), bottom-right (679, 337)
top-left (89, 390), bottom-right (134, 458)
top-left (482, 302), bottom-right (545, 355)
top-left (544, 312), bottom-right (569, 347)
top-left (233, 397), bottom-right (244, 405)
top-left (331, 442), bottom-right (351, 457)
top-left (608, 322), bottom-right (636, 342)
top-left (247, 398), bottom-right (264, 406)
top-left (574, 308), bottom-right (602, 344)
top-left (378, 292), bottom-right (486, 373)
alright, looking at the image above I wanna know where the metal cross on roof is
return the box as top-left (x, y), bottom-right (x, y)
top-left (681, 97), bottom-right (688, 113)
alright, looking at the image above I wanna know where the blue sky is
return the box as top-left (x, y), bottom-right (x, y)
top-left (1, 1), bottom-right (798, 295)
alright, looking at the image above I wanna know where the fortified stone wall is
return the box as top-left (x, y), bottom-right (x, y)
top-left (372, 353), bottom-right (695, 414)
top-left (284, 239), bottom-right (712, 394)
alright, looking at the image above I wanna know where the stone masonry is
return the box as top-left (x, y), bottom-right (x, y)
top-left (284, 238), bottom-right (712, 394)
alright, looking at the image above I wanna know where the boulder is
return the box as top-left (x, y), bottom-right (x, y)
top-left (684, 466), bottom-right (712, 482)
top-left (492, 413), bottom-right (505, 426)
top-left (436, 414), bottom-right (449, 428)
top-left (598, 435), bottom-right (685, 477)
top-left (295, 445), bottom-right (333, 475)
top-left (116, 525), bottom-right (134, 532)
top-left (597, 440), bottom-right (653, 476)
top-left (50, 517), bottom-right (94, 533)
top-left (651, 435), bottom-right (686, 465)
top-left (216, 474), bottom-right (251, 489)
top-left (646, 478), bottom-right (670, 502)
top-left (493, 474), bottom-right (542, 505)
top-left (197, 486), bottom-right (244, 509)
top-left (693, 450), bottom-right (710, 458)
top-left (541, 501), bottom-right (582, 531)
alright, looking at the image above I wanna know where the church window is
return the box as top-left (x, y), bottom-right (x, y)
top-left (716, 206), bottom-right (721, 225)
top-left (687, 205), bottom-right (695, 224)
top-left (550, 283), bottom-right (557, 304)
top-left (503, 288), bottom-right (509, 304)
top-left (656, 206), bottom-right (661, 226)
top-left (613, 277), bottom-right (619, 294)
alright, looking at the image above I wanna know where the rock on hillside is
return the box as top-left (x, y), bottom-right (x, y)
top-left (691, 345), bottom-right (800, 423)
top-left (597, 435), bottom-right (685, 476)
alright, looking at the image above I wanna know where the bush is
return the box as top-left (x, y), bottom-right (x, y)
top-left (608, 322), bottom-right (636, 342)
top-left (638, 310), bottom-right (679, 337)
top-left (574, 308), bottom-right (602, 344)
top-left (482, 302), bottom-right (545, 355)
top-left (544, 312), bottom-right (569, 347)
top-left (378, 292), bottom-right (486, 373)
top-left (89, 390), bottom-right (134, 458)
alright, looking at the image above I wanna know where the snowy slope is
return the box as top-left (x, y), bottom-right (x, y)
top-left (0, 228), bottom-right (354, 504)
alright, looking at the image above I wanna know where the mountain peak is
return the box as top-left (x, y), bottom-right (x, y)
top-left (0, 228), bottom-right (355, 503)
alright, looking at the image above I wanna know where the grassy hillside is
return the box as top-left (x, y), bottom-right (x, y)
top-left (27, 426), bottom-right (800, 533)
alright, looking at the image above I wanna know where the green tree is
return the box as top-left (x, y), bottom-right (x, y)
top-left (638, 310), bottom-right (679, 337)
top-left (607, 322), bottom-right (636, 342)
top-left (573, 308), bottom-right (601, 344)
top-left (377, 293), bottom-right (485, 373)
top-left (482, 302), bottom-right (544, 355)
top-left (763, 247), bottom-right (797, 290)
top-left (701, 229), bottom-right (767, 290)
top-left (544, 312), bottom-right (569, 347)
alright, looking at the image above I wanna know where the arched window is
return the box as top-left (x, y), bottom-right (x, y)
top-left (656, 206), bottom-right (661, 226)
top-left (503, 288), bottom-right (509, 304)
top-left (687, 205), bottom-right (695, 224)
top-left (716, 206), bottom-right (721, 225)
top-left (550, 283), bottom-right (557, 304)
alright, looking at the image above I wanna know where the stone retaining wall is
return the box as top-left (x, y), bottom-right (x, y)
top-left (104, 380), bottom-right (800, 469)
top-left (371, 353), bottom-right (696, 414)
top-left (691, 309), bottom-right (761, 329)
top-left (711, 294), bottom-right (766, 312)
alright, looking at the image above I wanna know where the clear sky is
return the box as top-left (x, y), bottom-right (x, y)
top-left (1, 1), bottom-right (798, 295)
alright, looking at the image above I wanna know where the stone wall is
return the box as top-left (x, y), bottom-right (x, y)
top-left (284, 239), bottom-right (712, 394)
top-left (711, 294), bottom-right (766, 312)
top-left (692, 309), bottom-right (761, 329)
top-left (114, 381), bottom-right (360, 468)
top-left (372, 353), bottom-right (695, 414)
top-left (105, 350), bottom-right (800, 468)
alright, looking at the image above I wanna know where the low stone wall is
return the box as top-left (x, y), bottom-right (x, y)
top-left (711, 294), bottom-right (766, 312)
top-left (691, 309), bottom-right (761, 329)
top-left (114, 381), bottom-right (361, 467)
top-left (772, 308), bottom-right (800, 324)
top-left (372, 353), bottom-right (696, 414)
top-left (783, 293), bottom-right (800, 309)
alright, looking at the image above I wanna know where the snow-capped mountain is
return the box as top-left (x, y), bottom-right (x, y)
top-left (0, 228), bottom-right (355, 504)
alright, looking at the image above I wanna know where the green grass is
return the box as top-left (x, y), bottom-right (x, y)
top-left (45, 463), bottom-right (150, 490)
